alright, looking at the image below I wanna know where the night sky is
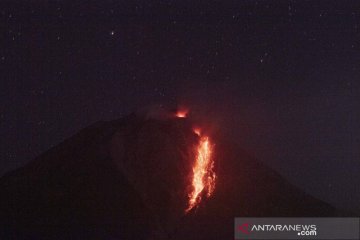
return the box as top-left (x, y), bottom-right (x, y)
top-left (1, 1), bottom-right (359, 211)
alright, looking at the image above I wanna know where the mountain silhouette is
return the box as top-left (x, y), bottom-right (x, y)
top-left (0, 114), bottom-right (336, 239)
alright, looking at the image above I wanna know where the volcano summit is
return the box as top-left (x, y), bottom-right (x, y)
top-left (0, 113), bottom-right (336, 239)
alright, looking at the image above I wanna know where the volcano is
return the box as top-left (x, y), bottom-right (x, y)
top-left (0, 114), bottom-right (336, 239)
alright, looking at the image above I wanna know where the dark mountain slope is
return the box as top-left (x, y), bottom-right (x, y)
top-left (0, 114), bottom-right (336, 239)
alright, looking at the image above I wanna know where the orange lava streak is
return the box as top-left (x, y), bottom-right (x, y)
top-left (193, 127), bottom-right (201, 136)
top-left (186, 134), bottom-right (216, 212)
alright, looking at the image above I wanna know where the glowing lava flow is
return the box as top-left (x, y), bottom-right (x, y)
top-left (186, 131), bottom-right (216, 213)
top-left (174, 109), bottom-right (216, 212)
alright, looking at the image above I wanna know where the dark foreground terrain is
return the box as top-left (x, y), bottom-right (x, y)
top-left (0, 114), bottom-right (336, 239)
